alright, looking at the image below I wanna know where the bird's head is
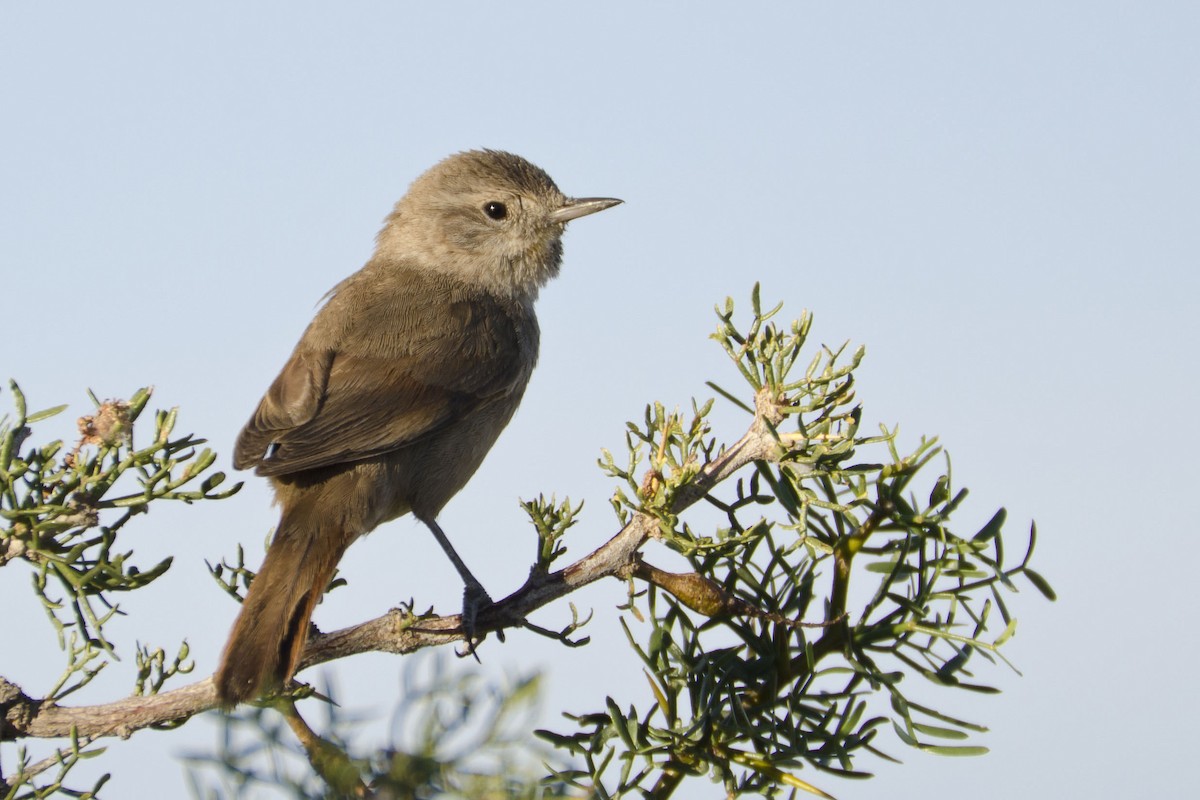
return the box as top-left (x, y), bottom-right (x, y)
top-left (375, 150), bottom-right (621, 299)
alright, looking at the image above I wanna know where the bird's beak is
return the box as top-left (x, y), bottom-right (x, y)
top-left (551, 196), bottom-right (623, 223)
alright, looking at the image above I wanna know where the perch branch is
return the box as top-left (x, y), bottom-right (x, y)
top-left (3, 404), bottom-right (792, 742)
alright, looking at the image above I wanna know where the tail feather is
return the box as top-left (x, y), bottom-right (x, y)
top-left (214, 513), bottom-right (348, 708)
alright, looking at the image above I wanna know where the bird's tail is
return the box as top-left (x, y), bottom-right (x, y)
top-left (214, 505), bottom-right (350, 708)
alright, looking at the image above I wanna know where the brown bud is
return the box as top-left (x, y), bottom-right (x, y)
top-left (77, 400), bottom-right (131, 447)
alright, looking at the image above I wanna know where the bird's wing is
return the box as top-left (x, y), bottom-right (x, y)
top-left (233, 281), bottom-right (531, 477)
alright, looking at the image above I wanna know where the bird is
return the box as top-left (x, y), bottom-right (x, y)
top-left (213, 149), bottom-right (621, 707)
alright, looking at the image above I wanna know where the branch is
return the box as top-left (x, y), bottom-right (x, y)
top-left (3, 402), bottom-right (790, 743)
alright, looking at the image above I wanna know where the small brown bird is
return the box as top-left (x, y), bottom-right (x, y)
top-left (214, 150), bottom-right (620, 707)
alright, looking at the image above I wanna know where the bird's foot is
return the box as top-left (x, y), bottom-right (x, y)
top-left (457, 581), bottom-right (495, 660)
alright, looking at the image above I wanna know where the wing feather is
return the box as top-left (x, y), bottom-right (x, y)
top-left (233, 269), bottom-right (533, 477)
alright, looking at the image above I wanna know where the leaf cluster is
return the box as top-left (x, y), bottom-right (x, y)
top-left (0, 383), bottom-right (239, 797)
top-left (537, 287), bottom-right (1054, 799)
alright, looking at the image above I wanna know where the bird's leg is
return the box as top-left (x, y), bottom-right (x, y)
top-left (420, 518), bottom-right (497, 655)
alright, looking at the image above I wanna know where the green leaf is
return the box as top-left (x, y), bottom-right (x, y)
top-left (921, 744), bottom-right (989, 757)
top-left (865, 560), bottom-right (917, 575)
top-left (928, 475), bottom-right (949, 506)
top-left (972, 508), bottom-right (1007, 542)
top-left (26, 404), bottom-right (69, 424)
top-left (1024, 568), bottom-right (1057, 601)
top-left (705, 381), bottom-right (754, 414)
top-left (891, 720), bottom-right (918, 746)
top-left (994, 617), bottom-right (1018, 645)
top-left (903, 700), bottom-right (988, 733)
top-left (606, 697), bottom-right (635, 750)
top-left (912, 722), bottom-right (969, 740)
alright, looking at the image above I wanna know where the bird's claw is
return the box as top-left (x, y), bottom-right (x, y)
top-left (457, 582), bottom-right (494, 660)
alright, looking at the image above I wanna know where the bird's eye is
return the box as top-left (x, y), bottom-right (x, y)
top-left (483, 201), bottom-right (508, 220)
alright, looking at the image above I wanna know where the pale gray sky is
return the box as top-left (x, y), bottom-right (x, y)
top-left (3, 3), bottom-right (1197, 798)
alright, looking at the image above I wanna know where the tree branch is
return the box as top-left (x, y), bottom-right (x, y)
top-left (4, 402), bottom-right (789, 742)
